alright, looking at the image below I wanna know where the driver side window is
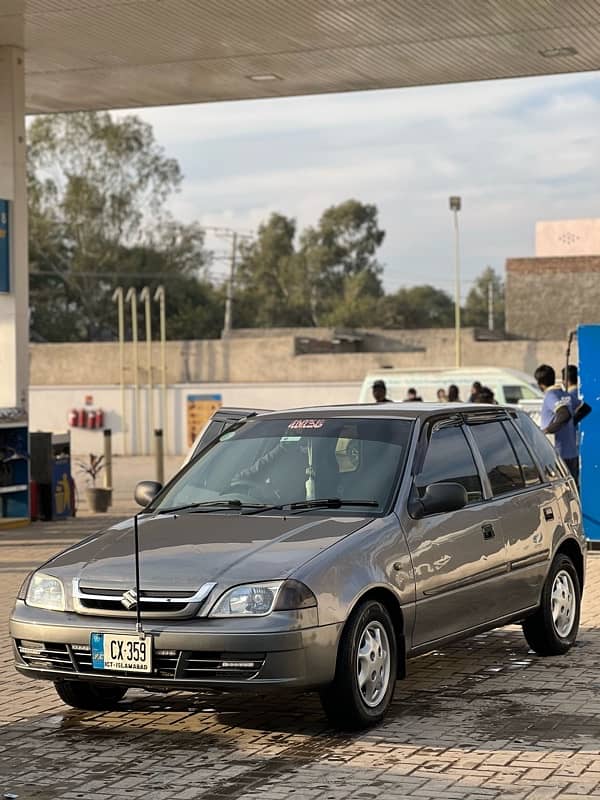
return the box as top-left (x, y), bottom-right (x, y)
top-left (415, 424), bottom-right (483, 504)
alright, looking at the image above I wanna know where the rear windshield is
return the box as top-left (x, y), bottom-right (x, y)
top-left (156, 417), bottom-right (413, 515)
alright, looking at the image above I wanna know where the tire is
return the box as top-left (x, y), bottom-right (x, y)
top-left (319, 600), bottom-right (397, 730)
top-left (522, 554), bottom-right (581, 656)
top-left (54, 680), bottom-right (128, 710)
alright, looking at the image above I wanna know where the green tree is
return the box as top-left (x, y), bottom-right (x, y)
top-left (463, 266), bottom-right (505, 330)
top-left (235, 213), bottom-right (313, 327)
top-left (379, 285), bottom-right (454, 329)
top-left (28, 111), bottom-right (219, 340)
top-left (299, 199), bottom-right (385, 325)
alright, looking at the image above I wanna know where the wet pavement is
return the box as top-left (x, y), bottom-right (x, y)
top-left (3, 517), bottom-right (600, 799)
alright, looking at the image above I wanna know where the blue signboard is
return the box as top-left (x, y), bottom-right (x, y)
top-left (578, 325), bottom-right (600, 541)
top-left (0, 199), bottom-right (9, 293)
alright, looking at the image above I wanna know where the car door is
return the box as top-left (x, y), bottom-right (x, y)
top-left (493, 412), bottom-right (569, 609)
top-left (402, 417), bottom-right (509, 648)
top-left (465, 414), bottom-right (558, 614)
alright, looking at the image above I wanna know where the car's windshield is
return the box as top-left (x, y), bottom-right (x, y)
top-left (154, 416), bottom-right (413, 515)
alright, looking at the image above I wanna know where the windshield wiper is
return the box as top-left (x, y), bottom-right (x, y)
top-left (156, 500), bottom-right (264, 515)
top-left (242, 498), bottom-right (379, 515)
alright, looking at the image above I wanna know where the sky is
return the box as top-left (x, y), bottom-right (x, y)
top-left (127, 71), bottom-right (600, 298)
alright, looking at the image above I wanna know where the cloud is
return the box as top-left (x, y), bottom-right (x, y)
top-left (123, 71), bottom-right (600, 293)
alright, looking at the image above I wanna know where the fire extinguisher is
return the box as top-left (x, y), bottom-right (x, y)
top-left (68, 409), bottom-right (78, 428)
top-left (77, 408), bottom-right (88, 427)
top-left (87, 410), bottom-right (97, 429)
top-left (96, 409), bottom-right (104, 429)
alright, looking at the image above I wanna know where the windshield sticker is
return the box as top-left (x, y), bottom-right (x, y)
top-left (280, 435), bottom-right (302, 442)
top-left (219, 431), bottom-right (236, 441)
top-left (287, 419), bottom-right (326, 430)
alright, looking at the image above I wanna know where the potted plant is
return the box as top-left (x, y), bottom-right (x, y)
top-left (78, 454), bottom-right (112, 513)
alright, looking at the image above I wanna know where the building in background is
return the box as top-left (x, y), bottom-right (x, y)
top-left (506, 219), bottom-right (600, 340)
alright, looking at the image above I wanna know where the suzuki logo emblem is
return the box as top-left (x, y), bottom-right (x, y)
top-left (121, 588), bottom-right (138, 610)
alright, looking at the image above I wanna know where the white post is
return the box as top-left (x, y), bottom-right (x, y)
top-left (0, 45), bottom-right (28, 410)
top-left (112, 287), bottom-right (127, 454)
top-left (125, 287), bottom-right (141, 455)
top-left (140, 286), bottom-right (154, 454)
top-left (487, 278), bottom-right (494, 332)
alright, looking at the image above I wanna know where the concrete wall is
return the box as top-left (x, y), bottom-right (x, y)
top-left (30, 329), bottom-right (573, 386)
top-left (506, 256), bottom-right (600, 340)
top-left (29, 382), bottom-right (361, 457)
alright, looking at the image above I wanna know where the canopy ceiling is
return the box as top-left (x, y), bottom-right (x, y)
top-left (2, 1), bottom-right (600, 113)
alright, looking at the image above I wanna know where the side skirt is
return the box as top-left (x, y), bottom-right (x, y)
top-left (406, 605), bottom-right (539, 659)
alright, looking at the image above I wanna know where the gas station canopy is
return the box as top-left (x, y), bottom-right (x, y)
top-left (4, 1), bottom-right (600, 114)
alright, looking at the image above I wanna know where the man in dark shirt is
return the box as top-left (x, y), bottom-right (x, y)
top-left (372, 380), bottom-right (392, 403)
top-left (535, 364), bottom-right (578, 483)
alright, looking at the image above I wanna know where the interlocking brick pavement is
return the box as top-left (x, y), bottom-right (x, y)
top-left (2, 517), bottom-right (600, 800)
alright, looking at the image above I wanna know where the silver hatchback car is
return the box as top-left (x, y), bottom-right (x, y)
top-left (11, 404), bottom-right (585, 729)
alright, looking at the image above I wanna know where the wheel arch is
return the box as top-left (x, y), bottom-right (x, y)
top-left (344, 586), bottom-right (407, 679)
top-left (555, 537), bottom-right (585, 590)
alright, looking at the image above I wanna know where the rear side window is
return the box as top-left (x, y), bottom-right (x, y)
top-left (469, 421), bottom-right (524, 496)
top-left (415, 424), bottom-right (483, 504)
top-left (502, 421), bottom-right (541, 487)
top-left (512, 411), bottom-right (561, 480)
top-left (193, 420), bottom-right (224, 455)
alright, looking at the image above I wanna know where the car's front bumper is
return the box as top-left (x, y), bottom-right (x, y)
top-left (10, 601), bottom-right (341, 691)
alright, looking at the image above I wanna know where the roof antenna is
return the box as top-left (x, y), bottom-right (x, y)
top-left (133, 511), bottom-right (144, 637)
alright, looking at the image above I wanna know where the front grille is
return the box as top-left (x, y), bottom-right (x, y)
top-left (79, 598), bottom-right (190, 614)
top-left (72, 580), bottom-right (216, 618)
top-left (17, 641), bottom-right (75, 672)
top-left (18, 640), bottom-right (265, 681)
top-left (180, 651), bottom-right (266, 680)
top-left (71, 645), bottom-right (178, 678)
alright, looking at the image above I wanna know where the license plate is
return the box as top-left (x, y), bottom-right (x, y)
top-left (91, 632), bottom-right (152, 673)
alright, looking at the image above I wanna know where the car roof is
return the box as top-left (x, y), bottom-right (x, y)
top-left (253, 402), bottom-right (516, 421)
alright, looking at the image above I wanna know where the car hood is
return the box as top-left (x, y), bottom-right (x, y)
top-left (46, 512), bottom-right (370, 590)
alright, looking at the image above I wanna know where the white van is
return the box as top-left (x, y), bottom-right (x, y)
top-left (358, 367), bottom-right (543, 405)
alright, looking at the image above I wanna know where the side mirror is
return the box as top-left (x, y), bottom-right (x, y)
top-left (410, 482), bottom-right (468, 519)
top-left (134, 480), bottom-right (162, 508)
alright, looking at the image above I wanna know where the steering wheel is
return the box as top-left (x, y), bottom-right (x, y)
top-left (223, 479), bottom-right (269, 503)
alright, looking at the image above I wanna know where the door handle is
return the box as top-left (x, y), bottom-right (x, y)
top-left (543, 507), bottom-right (554, 521)
top-left (482, 523), bottom-right (495, 540)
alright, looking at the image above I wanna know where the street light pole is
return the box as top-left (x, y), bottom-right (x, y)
top-left (449, 196), bottom-right (462, 367)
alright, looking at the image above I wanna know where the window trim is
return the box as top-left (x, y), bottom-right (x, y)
top-left (464, 416), bottom-right (531, 499)
top-left (508, 409), bottom-right (564, 484)
top-left (408, 415), bottom-right (485, 515)
top-left (501, 417), bottom-right (543, 487)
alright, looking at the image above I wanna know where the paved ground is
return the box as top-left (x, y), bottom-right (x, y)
top-left (3, 510), bottom-right (600, 799)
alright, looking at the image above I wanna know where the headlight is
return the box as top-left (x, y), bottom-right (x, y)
top-left (209, 580), bottom-right (317, 618)
top-left (25, 572), bottom-right (65, 611)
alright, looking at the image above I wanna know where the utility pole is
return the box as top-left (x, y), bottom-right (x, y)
top-left (199, 226), bottom-right (253, 338)
top-left (487, 276), bottom-right (494, 332)
top-left (449, 196), bottom-right (462, 367)
top-left (223, 232), bottom-right (237, 337)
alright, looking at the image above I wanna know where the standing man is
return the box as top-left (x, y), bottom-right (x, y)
top-left (372, 379), bottom-right (392, 403)
top-left (534, 364), bottom-right (578, 483)
top-left (562, 365), bottom-right (592, 427)
top-left (404, 387), bottom-right (423, 402)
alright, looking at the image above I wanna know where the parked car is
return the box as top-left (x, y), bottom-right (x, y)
top-left (11, 402), bottom-right (585, 730)
top-left (359, 367), bottom-right (543, 405)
